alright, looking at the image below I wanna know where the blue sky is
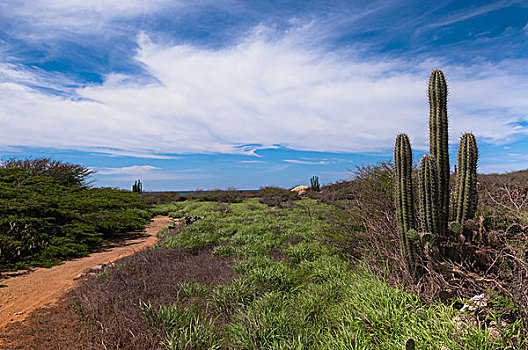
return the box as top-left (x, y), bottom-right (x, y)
top-left (1, 1), bottom-right (528, 191)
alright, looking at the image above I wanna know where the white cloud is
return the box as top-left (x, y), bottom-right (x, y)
top-left (284, 159), bottom-right (330, 165)
top-left (479, 162), bottom-right (528, 174)
top-left (102, 172), bottom-right (214, 185)
top-left (89, 148), bottom-right (179, 159)
top-left (1, 27), bottom-right (528, 156)
top-left (0, 0), bottom-right (181, 35)
top-left (97, 165), bottom-right (160, 175)
top-left (95, 165), bottom-right (213, 183)
top-left (445, 61), bottom-right (528, 144)
top-left (0, 62), bottom-right (78, 93)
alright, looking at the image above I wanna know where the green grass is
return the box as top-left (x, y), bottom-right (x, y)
top-left (150, 200), bottom-right (226, 218)
top-left (146, 198), bottom-right (516, 349)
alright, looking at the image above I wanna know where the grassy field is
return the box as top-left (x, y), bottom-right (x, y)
top-left (75, 196), bottom-right (525, 349)
top-left (3, 158), bottom-right (527, 348)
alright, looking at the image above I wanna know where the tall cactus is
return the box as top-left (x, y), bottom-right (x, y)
top-left (394, 70), bottom-right (481, 268)
top-left (394, 134), bottom-right (416, 261)
top-left (428, 70), bottom-right (450, 235)
top-left (454, 133), bottom-right (478, 224)
top-left (419, 155), bottom-right (440, 235)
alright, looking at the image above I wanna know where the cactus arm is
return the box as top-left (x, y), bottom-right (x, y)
top-left (394, 133), bottom-right (416, 261)
top-left (455, 133), bottom-right (478, 224)
top-left (419, 155), bottom-right (440, 235)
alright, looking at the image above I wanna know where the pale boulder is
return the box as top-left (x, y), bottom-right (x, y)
top-left (291, 185), bottom-right (310, 196)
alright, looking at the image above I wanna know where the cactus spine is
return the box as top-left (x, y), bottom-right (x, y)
top-left (454, 133), bottom-right (478, 224)
top-left (428, 70), bottom-right (450, 235)
top-left (394, 134), bottom-right (416, 261)
top-left (419, 155), bottom-right (440, 235)
top-left (310, 176), bottom-right (320, 191)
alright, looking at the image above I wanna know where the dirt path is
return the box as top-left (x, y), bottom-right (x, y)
top-left (0, 215), bottom-right (173, 330)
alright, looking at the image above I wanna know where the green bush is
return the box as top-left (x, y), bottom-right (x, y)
top-left (0, 165), bottom-right (150, 269)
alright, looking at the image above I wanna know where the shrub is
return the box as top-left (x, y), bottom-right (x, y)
top-left (0, 164), bottom-right (149, 269)
top-left (257, 186), bottom-right (298, 207)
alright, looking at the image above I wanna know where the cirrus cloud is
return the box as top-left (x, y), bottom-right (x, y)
top-left (96, 165), bottom-right (160, 175)
top-left (1, 26), bottom-right (528, 158)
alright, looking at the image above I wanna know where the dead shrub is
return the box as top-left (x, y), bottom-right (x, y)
top-left (72, 228), bottom-right (234, 349)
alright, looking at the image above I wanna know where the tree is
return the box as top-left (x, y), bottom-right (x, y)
top-left (1, 157), bottom-right (95, 187)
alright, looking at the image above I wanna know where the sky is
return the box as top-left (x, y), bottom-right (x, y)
top-left (1, 0), bottom-right (528, 191)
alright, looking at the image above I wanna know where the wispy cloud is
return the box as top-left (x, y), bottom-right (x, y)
top-left (479, 162), bottom-right (528, 174)
top-left (284, 159), bottom-right (330, 165)
top-left (419, 0), bottom-right (525, 31)
top-left (0, 0), bottom-right (181, 36)
top-left (95, 165), bottom-right (214, 183)
top-left (0, 62), bottom-right (79, 94)
top-left (97, 165), bottom-right (160, 175)
top-left (1, 20), bottom-right (528, 157)
top-left (109, 173), bottom-right (214, 182)
top-left (89, 148), bottom-right (179, 159)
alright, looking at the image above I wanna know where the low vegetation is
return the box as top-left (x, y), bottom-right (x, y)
top-left (74, 193), bottom-right (526, 349)
top-left (0, 158), bottom-right (150, 269)
top-left (3, 156), bottom-right (527, 348)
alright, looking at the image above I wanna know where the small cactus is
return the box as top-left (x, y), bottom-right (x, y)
top-left (310, 176), bottom-right (320, 191)
top-left (454, 133), bottom-right (478, 225)
top-left (132, 179), bottom-right (143, 194)
top-left (394, 134), bottom-right (416, 261)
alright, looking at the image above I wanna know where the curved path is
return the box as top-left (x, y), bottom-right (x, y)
top-left (0, 215), bottom-right (173, 329)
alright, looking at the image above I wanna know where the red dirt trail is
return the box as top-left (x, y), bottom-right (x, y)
top-left (0, 215), bottom-right (173, 331)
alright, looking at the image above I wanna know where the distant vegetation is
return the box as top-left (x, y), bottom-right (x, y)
top-left (0, 158), bottom-right (150, 269)
top-left (144, 186), bottom-right (299, 207)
